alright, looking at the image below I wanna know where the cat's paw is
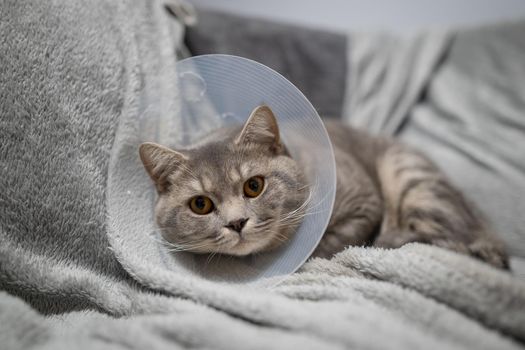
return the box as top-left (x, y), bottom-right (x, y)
top-left (467, 239), bottom-right (509, 270)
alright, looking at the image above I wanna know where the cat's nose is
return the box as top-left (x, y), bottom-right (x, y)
top-left (226, 218), bottom-right (248, 233)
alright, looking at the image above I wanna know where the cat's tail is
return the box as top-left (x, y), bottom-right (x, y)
top-left (373, 143), bottom-right (509, 269)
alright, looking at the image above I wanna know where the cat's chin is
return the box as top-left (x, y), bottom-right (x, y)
top-left (221, 240), bottom-right (270, 257)
top-left (213, 235), bottom-right (282, 257)
top-left (185, 237), bottom-right (285, 257)
top-left (221, 226), bottom-right (299, 256)
top-left (175, 226), bottom-right (297, 257)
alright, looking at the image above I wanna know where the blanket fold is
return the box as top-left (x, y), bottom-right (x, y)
top-left (1, 1), bottom-right (524, 349)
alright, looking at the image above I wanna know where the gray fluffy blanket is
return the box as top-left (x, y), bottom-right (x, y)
top-left (1, 1), bottom-right (525, 349)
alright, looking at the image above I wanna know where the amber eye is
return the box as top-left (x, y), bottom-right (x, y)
top-left (189, 196), bottom-right (214, 215)
top-left (243, 176), bottom-right (265, 198)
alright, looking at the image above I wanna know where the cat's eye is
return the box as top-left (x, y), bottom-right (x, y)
top-left (243, 176), bottom-right (265, 198)
top-left (189, 196), bottom-right (214, 215)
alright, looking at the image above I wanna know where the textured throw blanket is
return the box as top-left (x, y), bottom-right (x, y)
top-left (1, 1), bottom-right (525, 349)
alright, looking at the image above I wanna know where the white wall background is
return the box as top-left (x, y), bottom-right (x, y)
top-left (189, 0), bottom-right (525, 34)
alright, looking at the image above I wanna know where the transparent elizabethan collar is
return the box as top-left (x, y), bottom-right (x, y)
top-left (139, 55), bottom-right (336, 284)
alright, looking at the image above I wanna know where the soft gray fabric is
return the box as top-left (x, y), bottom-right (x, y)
top-left (0, 0), bottom-right (145, 313)
top-left (185, 8), bottom-right (348, 118)
top-left (2, 245), bottom-right (525, 349)
top-left (1, 1), bottom-right (525, 349)
top-left (400, 22), bottom-right (525, 263)
top-left (342, 21), bottom-right (525, 268)
top-left (342, 30), bottom-right (452, 134)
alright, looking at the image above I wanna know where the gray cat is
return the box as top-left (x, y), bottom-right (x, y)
top-left (139, 105), bottom-right (508, 268)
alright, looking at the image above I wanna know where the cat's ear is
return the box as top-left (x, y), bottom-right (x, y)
top-left (235, 105), bottom-right (282, 153)
top-left (139, 142), bottom-right (188, 192)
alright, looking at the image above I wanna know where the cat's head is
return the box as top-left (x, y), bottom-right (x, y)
top-left (139, 106), bottom-right (308, 256)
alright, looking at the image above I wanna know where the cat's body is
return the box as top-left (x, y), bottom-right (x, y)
top-left (320, 121), bottom-right (508, 268)
top-left (140, 106), bottom-right (508, 269)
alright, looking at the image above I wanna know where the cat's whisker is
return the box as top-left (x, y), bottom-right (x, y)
top-left (205, 251), bottom-right (218, 265)
top-left (270, 232), bottom-right (290, 244)
top-left (154, 227), bottom-right (214, 245)
top-left (277, 208), bottom-right (331, 226)
top-left (160, 240), bottom-right (203, 250)
top-left (147, 233), bottom-right (182, 249)
top-left (254, 220), bottom-right (273, 229)
top-left (295, 186), bottom-right (330, 216)
top-left (278, 184), bottom-right (331, 225)
top-left (295, 175), bottom-right (338, 217)
top-left (153, 236), bottom-right (204, 251)
top-left (260, 225), bottom-right (288, 240)
top-left (275, 212), bottom-right (330, 232)
top-left (155, 235), bottom-right (218, 252)
top-left (279, 197), bottom-right (311, 221)
top-left (279, 189), bottom-right (313, 222)
top-left (165, 242), bottom-right (214, 253)
top-left (279, 209), bottom-right (328, 221)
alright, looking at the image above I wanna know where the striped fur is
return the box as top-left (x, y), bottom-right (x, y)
top-left (318, 120), bottom-right (508, 269)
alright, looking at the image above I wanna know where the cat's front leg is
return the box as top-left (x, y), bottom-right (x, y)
top-left (313, 215), bottom-right (381, 259)
top-left (312, 152), bottom-right (383, 259)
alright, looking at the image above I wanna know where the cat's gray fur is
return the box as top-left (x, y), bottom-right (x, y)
top-left (140, 106), bottom-right (308, 256)
top-left (321, 121), bottom-right (508, 268)
top-left (140, 106), bottom-right (508, 268)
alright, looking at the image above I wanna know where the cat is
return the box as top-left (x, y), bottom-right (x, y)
top-left (139, 105), bottom-right (509, 269)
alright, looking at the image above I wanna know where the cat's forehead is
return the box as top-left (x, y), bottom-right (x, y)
top-left (191, 141), bottom-right (269, 169)
top-left (173, 143), bottom-right (271, 192)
